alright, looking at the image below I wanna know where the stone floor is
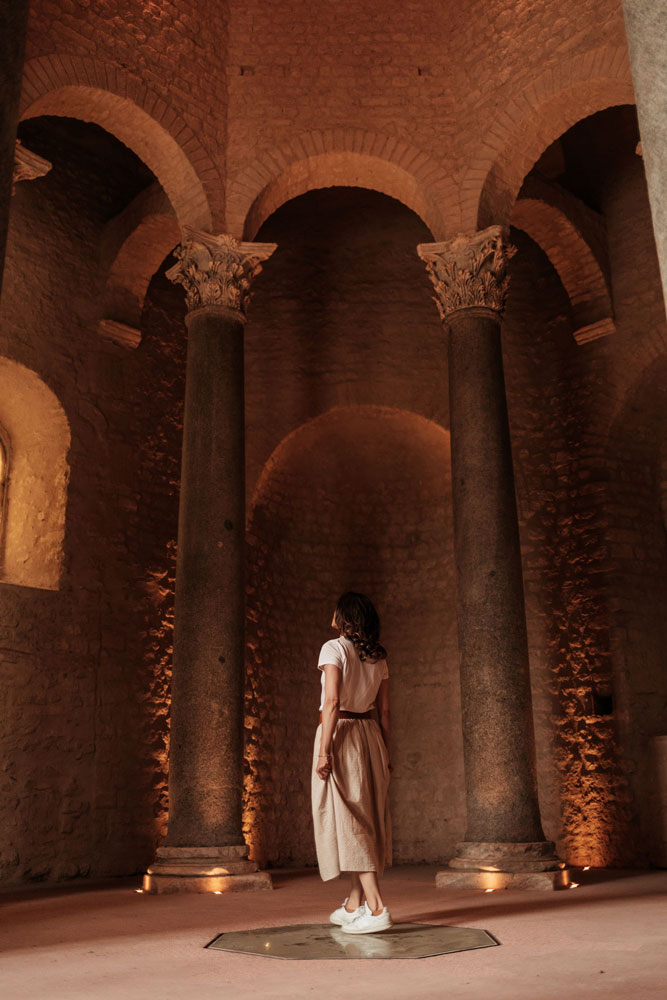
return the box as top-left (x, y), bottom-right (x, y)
top-left (1, 865), bottom-right (665, 999)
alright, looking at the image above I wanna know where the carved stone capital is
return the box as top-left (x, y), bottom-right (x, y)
top-left (417, 225), bottom-right (516, 321)
top-left (166, 229), bottom-right (277, 317)
top-left (13, 140), bottom-right (52, 194)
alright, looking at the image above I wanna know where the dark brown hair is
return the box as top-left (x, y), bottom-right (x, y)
top-left (334, 591), bottom-right (387, 662)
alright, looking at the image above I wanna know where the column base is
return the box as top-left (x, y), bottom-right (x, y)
top-left (436, 868), bottom-right (570, 890)
top-left (436, 841), bottom-right (570, 890)
top-left (143, 845), bottom-right (273, 894)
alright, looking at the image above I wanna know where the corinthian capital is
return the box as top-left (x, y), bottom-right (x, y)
top-left (13, 140), bottom-right (51, 194)
top-left (417, 226), bottom-right (516, 321)
top-left (166, 229), bottom-right (277, 316)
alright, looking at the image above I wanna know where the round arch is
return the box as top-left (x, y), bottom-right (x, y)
top-left (0, 357), bottom-right (70, 590)
top-left (462, 45), bottom-right (635, 230)
top-left (231, 129), bottom-right (459, 239)
top-left (511, 197), bottom-right (614, 344)
top-left (100, 184), bottom-right (180, 335)
top-left (20, 55), bottom-right (217, 231)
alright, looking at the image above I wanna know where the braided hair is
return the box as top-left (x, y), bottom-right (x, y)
top-left (334, 591), bottom-right (387, 662)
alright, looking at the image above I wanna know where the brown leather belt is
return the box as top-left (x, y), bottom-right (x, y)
top-left (319, 709), bottom-right (373, 723)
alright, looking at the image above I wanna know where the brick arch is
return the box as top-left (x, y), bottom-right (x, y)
top-left (98, 183), bottom-right (180, 343)
top-left (230, 129), bottom-right (459, 239)
top-left (463, 45), bottom-right (635, 231)
top-left (20, 55), bottom-right (218, 231)
top-left (511, 198), bottom-right (614, 345)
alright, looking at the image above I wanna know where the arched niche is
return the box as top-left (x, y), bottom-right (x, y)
top-left (244, 405), bottom-right (464, 870)
top-left (0, 357), bottom-right (70, 590)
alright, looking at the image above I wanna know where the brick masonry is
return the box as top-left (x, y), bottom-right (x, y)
top-left (0, 0), bottom-right (665, 884)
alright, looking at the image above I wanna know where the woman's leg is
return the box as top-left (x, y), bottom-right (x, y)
top-left (346, 873), bottom-right (363, 910)
top-left (358, 871), bottom-right (385, 914)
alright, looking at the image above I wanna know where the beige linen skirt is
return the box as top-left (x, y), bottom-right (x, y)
top-left (311, 718), bottom-right (392, 882)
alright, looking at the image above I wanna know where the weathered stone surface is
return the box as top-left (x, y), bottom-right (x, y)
top-left (143, 871), bottom-right (272, 894)
top-left (0, 0), bottom-right (665, 892)
top-left (623, 1), bottom-right (667, 315)
top-left (435, 868), bottom-right (570, 891)
top-left (0, 0), bottom-right (29, 292)
top-left (156, 845), bottom-right (250, 860)
top-left (449, 840), bottom-right (561, 872)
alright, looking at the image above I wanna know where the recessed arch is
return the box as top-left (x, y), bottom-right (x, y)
top-left (20, 55), bottom-right (217, 231)
top-left (462, 45), bottom-right (635, 230)
top-left (245, 405), bottom-right (463, 868)
top-left (511, 197), bottom-right (614, 344)
top-left (99, 184), bottom-right (180, 339)
top-left (0, 357), bottom-right (70, 590)
top-left (231, 129), bottom-right (459, 239)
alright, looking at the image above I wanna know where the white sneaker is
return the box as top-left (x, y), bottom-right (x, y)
top-left (329, 897), bottom-right (364, 926)
top-left (341, 901), bottom-right (393, 934)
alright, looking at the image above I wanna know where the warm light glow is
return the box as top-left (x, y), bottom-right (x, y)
top-left (214, 890), bottom-right (223, 895)
top-left (135, 889), bottom-right (144, 893)
top-left (569, 882), bottom-right (580, 889)
top-left (0, 357), bottom-right (70, 589)
top-left (479, 871), bottom-right (507, 891)
top-left (583, 866), bottom-right (591, 871)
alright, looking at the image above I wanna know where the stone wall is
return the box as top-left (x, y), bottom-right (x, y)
top-left (1, 0), bottom-right (666, 885)
top-left (0, 117), bottom-right (185, 883)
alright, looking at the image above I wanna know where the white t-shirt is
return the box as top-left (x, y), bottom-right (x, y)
top-left (317, 635), bottom-right (389, 712)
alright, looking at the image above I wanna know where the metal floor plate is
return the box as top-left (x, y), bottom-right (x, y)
top-left (206, 922), bottom-right (498, 960)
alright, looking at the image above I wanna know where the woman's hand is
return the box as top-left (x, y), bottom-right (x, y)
top-left (316, 753), bottom-right (332, 780)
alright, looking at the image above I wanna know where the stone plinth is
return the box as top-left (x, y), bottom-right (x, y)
top-left (435, 868), bottom-right (570, 891)
top-left (448, 840), bottom-right (563, 872)
top-left (144, 846), bottom-right (272, 894)
top-left (437, 841), bottom-right (569, 890)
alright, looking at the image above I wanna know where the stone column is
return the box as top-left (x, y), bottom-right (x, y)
top-left (418, 228), bottom-right (568, 890)
top-left (623, 1), bottom-right (667, 315)
top-left (0, 0), bottom-right (30, 299)
top-left (144, 230), bottom-right (276, 894)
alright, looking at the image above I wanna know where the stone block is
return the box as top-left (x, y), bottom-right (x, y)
top-left (435, 867), bottom-right (571, 891)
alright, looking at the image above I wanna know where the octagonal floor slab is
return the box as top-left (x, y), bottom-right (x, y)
top-left (206, 922), bottom-right (498, 960)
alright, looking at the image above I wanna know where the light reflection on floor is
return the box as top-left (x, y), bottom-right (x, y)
top-left (206, 922), bottom-right (498, 960)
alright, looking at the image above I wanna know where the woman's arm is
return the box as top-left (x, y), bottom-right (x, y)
top-left (316, 664), bottom-right (341, 780)
top-left (376, 677), bottom-right (392, 770)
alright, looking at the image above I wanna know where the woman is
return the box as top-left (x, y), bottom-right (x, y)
top-left (311, 591), bottom-right (393, 934)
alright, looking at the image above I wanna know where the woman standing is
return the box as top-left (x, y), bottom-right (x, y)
top-left (311, 591), bottom-right (393, 934)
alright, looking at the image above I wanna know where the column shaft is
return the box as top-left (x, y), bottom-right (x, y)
top-left (144, 230), bottom-right (275, 893)
top-left (448, 308), bottom-right (544, 843)
top-left (0, 0), bottom-right (30, 298)
top-left (418, 229), bottom-right (567, 888)
top-left (623, 1), bottom-right (667, 315)
top-left (166, 305), bottom-right (246, 847)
